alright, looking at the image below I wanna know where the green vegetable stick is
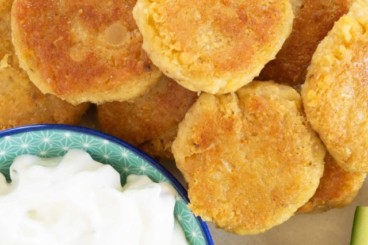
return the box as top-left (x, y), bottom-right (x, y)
top-left (351, 206), bottom-right (368, 245)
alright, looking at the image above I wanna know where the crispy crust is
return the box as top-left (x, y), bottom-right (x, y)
top-left (0, 0), bottom-right (15, 66)
top-left (0, 0), bottom-right (88, 128)
top-left (302, 0), bottom-right (368, 172)
top-left (172, 81), bottom-right (325, 234)
top-left (98, 76), bottom-right (197, 159)
top-left (299, 153), bottom-right (366, 213)
top-left (11, 0), bottom-right (161, 105)
top-left (259, 0), bottom-right (353, 86)
top-left (133, 0), bottom-right (293, 94)
top-left (0, 67), bottom-right (89, 129)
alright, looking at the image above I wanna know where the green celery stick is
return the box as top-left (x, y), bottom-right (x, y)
top-left (351, 206), bottom-right (368, 245)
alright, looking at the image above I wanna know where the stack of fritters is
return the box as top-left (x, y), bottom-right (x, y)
top-left (101, 0), bottom-right (367, 234)
top-left (3, 0), bottom-right (368, 236)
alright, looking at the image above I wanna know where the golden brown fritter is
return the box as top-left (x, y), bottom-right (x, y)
top-left (98, 76), bottom-right (197, 159)
top-left (0, 0), bottom-right (15, 66)
top-left (172, 81), bottom-right (325, 234)
top-left (259, 0), bottom-right (353, 86)
top-left (0, 0), bottom-right (88, 128)
top-left (133, 0), bottom-right (293, 94)
top-left (299, 153), bottom-right (366, 213)
top-left (0, 66), bottom-right (89, 129)
top-left (302, 0), bottom-right (368, 172)
top-left (12, 0), bottom-right (161, 105)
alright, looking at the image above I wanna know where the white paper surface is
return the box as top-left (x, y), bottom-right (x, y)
top-left (210, 180), bottom-right (368, 245)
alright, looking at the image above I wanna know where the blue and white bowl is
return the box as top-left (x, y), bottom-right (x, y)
top-left (0, 124), bottom-right (213, 245)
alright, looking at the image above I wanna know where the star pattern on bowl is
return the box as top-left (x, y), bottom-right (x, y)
top-left (0, 129), bottom-right (208, 245)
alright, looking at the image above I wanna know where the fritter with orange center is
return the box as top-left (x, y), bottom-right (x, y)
top-left (133, 0), bottom-right (293, 94)
top-left (12, 0), bottom-right (161, 104)
top-left (0, 0), bottom-right (88, 128)
top-left (302, 0), bottom-right (368, 172)
top-left (173, 81), bottom-right (325, 234)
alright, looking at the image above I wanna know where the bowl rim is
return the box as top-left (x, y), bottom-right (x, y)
top-left (0, 124), bottom-right (214, 245)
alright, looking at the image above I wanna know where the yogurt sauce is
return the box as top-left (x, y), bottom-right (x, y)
top-left (0, 149), bottom-right (188, 245)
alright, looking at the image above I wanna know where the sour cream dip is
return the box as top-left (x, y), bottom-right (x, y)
top-left (0, 149), bottom-right (188, 245)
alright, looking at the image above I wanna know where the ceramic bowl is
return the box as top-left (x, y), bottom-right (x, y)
top-left (0, 124), bottom-right (213, 245)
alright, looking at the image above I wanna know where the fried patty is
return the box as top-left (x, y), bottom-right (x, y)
top-left (12, 0), bottom-right (161, 105)
top-left (0, 0), bottom-right (88, 128)
top-left (0, 0), bottom-right (15, 66)
top-left (259, 0), bottom-right (353, 86)
top-left (302, 0), bottom-right (368, 172)
top-left (98, 76), bottom-right (197, 159)
top-left (133, 0), bottom-right (293, 94)
top-left (299, 153), bottom-right (366, 213)
top-left (0, 66), bottom-right (89, 129)
top-left (172, 81), bottom-right (325, 234)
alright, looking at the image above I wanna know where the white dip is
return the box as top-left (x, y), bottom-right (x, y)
top-left (0, 149), bottom-right (188, 245)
